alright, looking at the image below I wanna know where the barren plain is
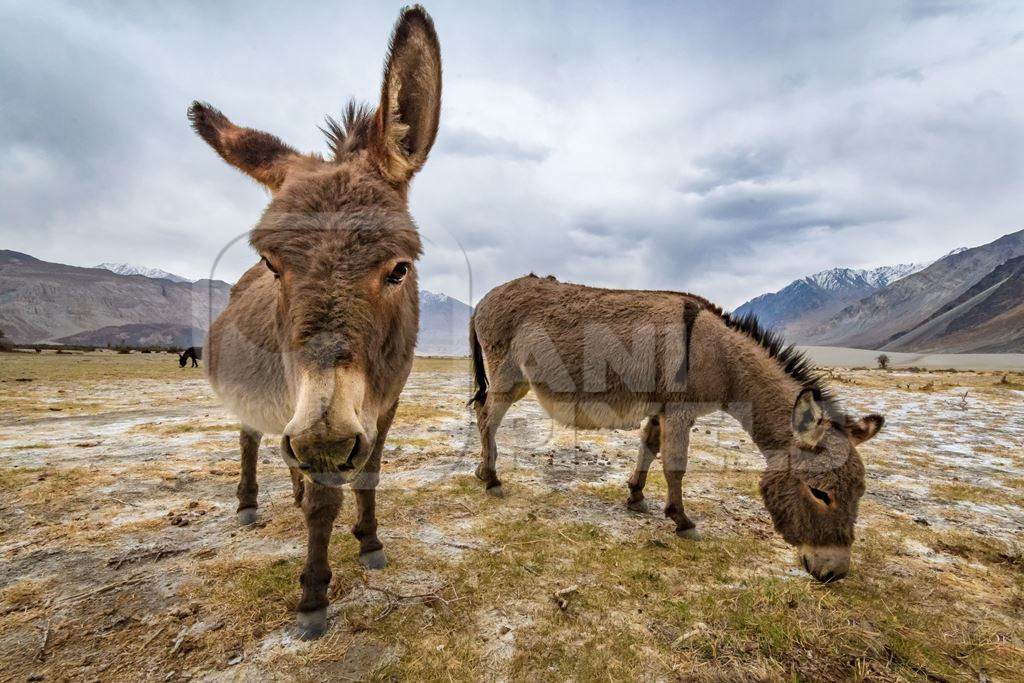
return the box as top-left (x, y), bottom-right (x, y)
top-left (1, 352), bottom-right (1022, 681)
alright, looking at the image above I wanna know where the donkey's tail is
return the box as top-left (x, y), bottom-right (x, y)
top-left (468, 312), bottom-right (488, 408)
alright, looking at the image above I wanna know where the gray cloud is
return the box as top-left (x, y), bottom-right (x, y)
top-left (438, 127), bottom-right (550, 162)
top-left (681, 145), bottom-right (789, 195)
top-left (1, 0), bottom-right (1023, 311)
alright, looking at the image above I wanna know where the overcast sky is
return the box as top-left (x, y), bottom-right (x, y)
top-left (2, 1), bottom-right (1022, 308)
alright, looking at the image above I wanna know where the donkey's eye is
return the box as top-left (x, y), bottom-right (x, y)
top-left (386, 262), bottom-right (411, 284)
top-left (263, 257), bottom-right (280, 278)
top-left (808, 487), bottom-right (833, 507)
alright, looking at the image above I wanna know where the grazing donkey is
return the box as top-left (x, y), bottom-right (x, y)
top-left (178, 346), bottom-right (201, 368)
top-left (469, 275), bottom-right (884, 582)
top-left (189, 6), bottom-right (441, 639)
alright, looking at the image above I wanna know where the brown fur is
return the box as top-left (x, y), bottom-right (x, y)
top-left (190, 6), bottom-right (441, 639)
top-left (470, 275), bottom-right (884, 581)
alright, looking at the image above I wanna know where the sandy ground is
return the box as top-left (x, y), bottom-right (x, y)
top-left (1, 351), bottom-right (1022, 681)
top-left (800, 346), bottom-right (1024, 371)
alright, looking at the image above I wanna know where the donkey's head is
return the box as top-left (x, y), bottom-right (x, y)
top-left (759, 388), bottom-right (884, 582)
top-left (178, 352), bottom-right (187, 368)
top-left (189, 7), bottom-right (441, 486)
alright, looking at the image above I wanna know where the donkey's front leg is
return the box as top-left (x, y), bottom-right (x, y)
top-left (627, 416), bottom-right (661, 511)
top-left (236, 428), bottom-right (262, 525)
top-left (351, 404), bottom-right (396, 570)
top-left (661, 414), bottom-right (700, 540)
top-left (295, 482), bottom-right (343, 641)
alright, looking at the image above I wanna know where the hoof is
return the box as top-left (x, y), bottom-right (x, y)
top-left (236, 508), bottom-right (258, 526)
top-left (485, 484), bottom-right (504, 498)
top-left (359, 549), bottom-right (388, 570)
top-left (474, 464), bottom-right (489, 483)
top-left (626, 498), bottom-right (648, 513)
top-left (294, 608), bottom-right (328, 641)
top-left (676, 527), bottom-right (702, 541)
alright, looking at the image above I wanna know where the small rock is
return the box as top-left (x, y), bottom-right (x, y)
top-left (913, 517), bottom-right (930, 526)
top-left (227, 655), bottom-right (243, 666)
top-left (498, 624), bottom-right (512, 636)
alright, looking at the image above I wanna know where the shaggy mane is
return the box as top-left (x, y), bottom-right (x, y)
top-left (707, 305), bottom-right (847, 422)
top-left (320, 100), bottom-right (376, 161)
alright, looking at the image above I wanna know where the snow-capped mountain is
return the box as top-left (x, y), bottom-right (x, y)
top-left (805, 263), bottom-right (927, 291)
top-left (96, 262), bottom-right (192, 283)
top-left (802, 231), bottom-right (1024, 351)
top-left (862, 262), bottom-right (929, 287)
top-left (734, 261), bottom-right (929, 337)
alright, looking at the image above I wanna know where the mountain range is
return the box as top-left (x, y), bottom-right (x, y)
top-left (734, 262), bottom-right (927, 337)
top-left (0, 251), bottom-right (472, 355)
top-left (7, 229), bottom-right (1022, 357)
top-left (95, 262), bottom-right (193, 283)
top-left (734, 229), bottom-right (1024, 353)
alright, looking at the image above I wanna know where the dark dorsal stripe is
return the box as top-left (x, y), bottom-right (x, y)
top-left (675, 300), bottom-right (702, 386)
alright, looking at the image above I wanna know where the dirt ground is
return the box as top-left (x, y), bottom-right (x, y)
top-left (1, 351), bottom-right (1022, 682)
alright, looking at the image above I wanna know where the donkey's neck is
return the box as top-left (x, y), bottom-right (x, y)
top-left (722, 342), bottom-right (802, 459)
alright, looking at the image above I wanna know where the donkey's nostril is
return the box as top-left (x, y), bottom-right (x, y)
top-left (298, 461), bottom-right (311, 471)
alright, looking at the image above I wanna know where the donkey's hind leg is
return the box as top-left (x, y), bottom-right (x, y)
top-left (626, 416), bottom-right (661, 512)
top-left (237, 428), bottom-right (262, 525)
top-left (474, 396), bottom-right (513, 497)
top-left (473, 377), bottom-right (528, 497)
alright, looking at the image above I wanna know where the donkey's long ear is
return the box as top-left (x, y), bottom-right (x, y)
top-left (370, 5), bottom-right (442, 185)
top-left (791, 388), bottom-right (827, 449)
top-left (847, 414), bottom-right (884, 445)
top-left (188, 102), bottom-right (299, 191)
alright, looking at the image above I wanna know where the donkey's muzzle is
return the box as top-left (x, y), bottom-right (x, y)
top-left (799, 545), bottom-right (851, 583)
top-left (282, 433), bottom-right (367, 488)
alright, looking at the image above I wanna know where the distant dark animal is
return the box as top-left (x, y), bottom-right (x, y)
top-left (469, 275), bottom-right (885, 583)
top-left (178, 347), bottom-right (202, 368)
top-left (190, 6), bottom-right (440, 641)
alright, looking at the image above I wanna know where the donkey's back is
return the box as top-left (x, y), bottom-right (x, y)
top-left (471, 274), bottom-right (710, 427)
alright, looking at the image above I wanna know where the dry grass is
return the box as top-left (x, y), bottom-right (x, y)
top-left (932, 481), bottom-right (1024, 508)
top-left (1, 353), bottom-right (1022, 680)
top-left (394, 401), bottom-right (460, 424)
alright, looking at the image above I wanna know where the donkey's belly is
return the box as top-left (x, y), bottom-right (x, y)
top-left (532, 388), bottom-right (655, 430)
